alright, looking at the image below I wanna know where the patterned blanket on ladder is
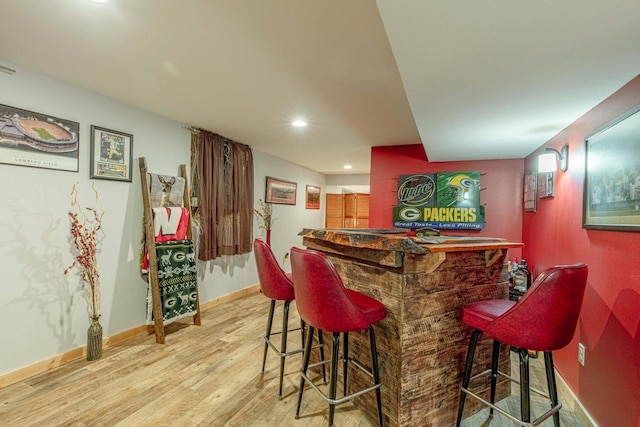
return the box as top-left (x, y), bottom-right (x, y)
top-left (146, 239), bottom-right (198, 325)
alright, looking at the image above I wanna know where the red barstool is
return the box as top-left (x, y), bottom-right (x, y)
top-left (254, 238), bottom-right (325, 399)
top-left (290, 246), bottom-right (387, 427)
top-left (456, 263), bottom-right (588, 427)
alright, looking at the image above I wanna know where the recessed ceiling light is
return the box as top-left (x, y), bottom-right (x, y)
top-left (292, 120), bottom-right (307, 127)
top-left (90, 0), bottom-right (109, 3)
top-left (344, 164), bottom-right (352, 170)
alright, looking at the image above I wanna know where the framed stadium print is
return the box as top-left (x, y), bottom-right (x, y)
top-left (0, 103), bottom-right (79, 172)
top-left (583, 104), bottom-right (640, 231)
top-left (265, 176), bottom-right (297, 205)
top-left (90, 125), bottom-right (133, 182)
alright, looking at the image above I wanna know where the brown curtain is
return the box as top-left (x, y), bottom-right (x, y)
top-left (198, 131), bottom-right (254, 260)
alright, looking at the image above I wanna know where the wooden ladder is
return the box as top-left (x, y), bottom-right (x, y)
top-left (139, 157), bottom-right (202, 344)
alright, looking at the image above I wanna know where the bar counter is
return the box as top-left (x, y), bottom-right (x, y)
top-left (299, 228), bottom-right (523, 427)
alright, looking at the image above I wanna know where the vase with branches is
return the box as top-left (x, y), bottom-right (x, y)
top-left (254, 198), bottom-right (274, 245)
top-left (64, 183), bottom-right (105, 360)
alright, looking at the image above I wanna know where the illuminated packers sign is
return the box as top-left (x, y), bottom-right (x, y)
top-left (392, 171), bottom-right (485, 230)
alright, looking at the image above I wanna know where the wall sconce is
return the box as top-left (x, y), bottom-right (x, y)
top-left (538, 144), bottom-right (569, 173)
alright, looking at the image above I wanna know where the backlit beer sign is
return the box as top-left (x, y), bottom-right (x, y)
top-left (392, 171), bottom-right (485, 229)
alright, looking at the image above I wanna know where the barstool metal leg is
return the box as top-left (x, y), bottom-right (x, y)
top-left (489, 339), bottom-right (500, 415)
top-left (369, 326), bottom-right (384, 427)
top-left (296, 325), bottom-right (315, 419)
top-left (544, 351), bottom-right (561, 427)
top-left (262, 299), bottom-right (276, 372)
top-left (278, 300), bottom-right (291, 399)
top-left (318, 329), bottom-right (327, 383)
top-left (456, 329), bottom-right (481, 427)
top-left (519, 348), bottom-right (531, 423)
top-left (328, 332), bottom-right (341, 427)
top-left (343, 332), bottom-right (349, 397)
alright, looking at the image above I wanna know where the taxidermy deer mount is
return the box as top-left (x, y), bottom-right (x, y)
top-left (158, 176), bottom-right (177, 207)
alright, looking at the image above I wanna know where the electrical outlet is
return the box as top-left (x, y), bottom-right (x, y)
top-left (578, 343), bottom-right (585, 366)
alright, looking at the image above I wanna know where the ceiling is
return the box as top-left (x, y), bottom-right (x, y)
top-left (1, 1), bottom-right (639, 175)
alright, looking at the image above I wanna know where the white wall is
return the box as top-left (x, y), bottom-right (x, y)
top-left (251, 151), bottom-right (326, 269)
top-left (325, 173), bottom-right (370, 194)
top-left (0, 62), bottom-right (326, 376)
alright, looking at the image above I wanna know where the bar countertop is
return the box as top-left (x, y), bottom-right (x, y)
top-left (299, 228), bottom-right (523, 254)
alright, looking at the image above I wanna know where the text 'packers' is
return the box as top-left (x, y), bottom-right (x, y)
top-left (423, 207), bottom-right (476, 223)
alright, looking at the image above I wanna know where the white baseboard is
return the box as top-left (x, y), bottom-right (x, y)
top-left (555, 370), bottom-right (598, 427)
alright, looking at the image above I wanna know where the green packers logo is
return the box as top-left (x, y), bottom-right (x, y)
top-left (448, 174), bottom-right (475, 201)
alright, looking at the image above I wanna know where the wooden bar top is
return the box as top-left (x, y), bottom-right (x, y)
top-left (299, 228), bottom-right (523, 254)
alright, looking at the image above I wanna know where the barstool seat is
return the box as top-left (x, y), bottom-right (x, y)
top-left (456, 263), bottom-right (588, 427)
top-left (461, 299), bottom-right (515, 331)
top-left (344, 289), bottom-right (386, 324)
top-left (291, 246), bottom-right (387, 427)
top-left (253, 238), bottom-right (325, 399)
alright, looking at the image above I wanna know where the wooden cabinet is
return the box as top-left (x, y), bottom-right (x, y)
top-left (325, 193), bottom-right (369, 228)
top-left (325, 193), bottom-right (344, 229)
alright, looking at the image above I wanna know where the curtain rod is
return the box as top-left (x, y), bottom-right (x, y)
top-left (183, 125), bottom-right (250, 148)
top-left (0, 64), bottom-right (16, 75)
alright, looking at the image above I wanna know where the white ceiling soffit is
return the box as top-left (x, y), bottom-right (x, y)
top-left (376, 0), bottom-right (640, 161)
top-left (1, 2), bottom-right (640, 173)
top-left (0, 1), bottom-right (419, 175)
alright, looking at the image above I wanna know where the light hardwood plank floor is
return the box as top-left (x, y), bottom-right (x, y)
top-left (0, 291), bottom-right (583, 426)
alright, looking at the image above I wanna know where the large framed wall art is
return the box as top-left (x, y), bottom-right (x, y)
top-left (90, 125), bottom-right (133, 182)
top-left (265, 176), bottom-right (297, 205)
top-left (583, 103), bottom-right (640, 232)
top-left (0, 103), bottom-right (79, 172)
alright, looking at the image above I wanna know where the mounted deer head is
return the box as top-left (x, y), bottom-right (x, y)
top-left (158, 176), bottom-right (177, 207)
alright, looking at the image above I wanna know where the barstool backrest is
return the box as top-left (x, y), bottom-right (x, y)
top-left (290, 247), bottom-right (370, 332)
top-left (254, 238), bottom-right (295, 301)
top-left (485, 263), bottom-right (588, 351)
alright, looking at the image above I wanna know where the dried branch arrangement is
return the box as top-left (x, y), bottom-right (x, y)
top-left (64, 183), bottom-right (105, 318)
top-left (254, 198), bottom-right (274, 231)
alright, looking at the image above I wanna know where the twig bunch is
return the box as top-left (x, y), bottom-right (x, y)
top-left (254, 198), bottom-right (274, 231)
top-left (64, 183), bottom-right (105, 318)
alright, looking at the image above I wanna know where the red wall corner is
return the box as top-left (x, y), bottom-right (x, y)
top-left (523, 74), bottom-right (640, 427)
top-left (370, 144), bottom-right (524, 260)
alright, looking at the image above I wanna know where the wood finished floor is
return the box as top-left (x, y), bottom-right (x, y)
top-left (0, 291), bottom-right (583, 426)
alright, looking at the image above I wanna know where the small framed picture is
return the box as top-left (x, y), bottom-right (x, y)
top-left (265, 176), bottom-right (297, 205)
top-left (90, 125), bottom-right (133, 182)
top-left (524, 171), bottom-right (537, 212)
top-left (306, 185), bottom-right (321, 209)
top-left (538, 172), bottom-right (555, 199)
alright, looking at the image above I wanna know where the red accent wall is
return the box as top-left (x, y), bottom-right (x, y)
top-left (369, 74), bottom-right (640, 427)
top-left (370, 144), bottom-right (524, 260)
top-left (523, 75), bottom-right (640, 427)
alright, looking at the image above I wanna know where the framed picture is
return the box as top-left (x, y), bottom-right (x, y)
top-left (265, 176), bottom-right (297, 205)
top-left (90, 125), bottom-right (133, 182)
top-left (306, 185), bottom-right (321, 209)
top-left (524, 171), bottom-right (537, 212)
top-left (583, 104), bottom-right (640, 231)
top-left (538, 172), bottom-right (555, 199)
top-left (0, 103), bottom-right (79, 172)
